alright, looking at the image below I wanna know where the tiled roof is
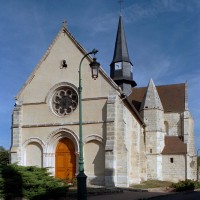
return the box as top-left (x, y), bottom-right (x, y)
top-left (162, 136), bottom-right (187, 154)
top-left (128, 83), bottom-right (186, 112)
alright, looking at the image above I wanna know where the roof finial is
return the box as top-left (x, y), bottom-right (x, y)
top-left (118, 0), bottom-right (124, 15)
top-left (62, 20), bottom-right (67, 29)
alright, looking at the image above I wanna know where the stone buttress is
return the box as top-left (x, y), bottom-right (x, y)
top-left (183, 82), bottom-right (197, 180)
top-left (10, 102), bottom-right (23, 164)
top-left (140, 79), bottom-right (165, 180)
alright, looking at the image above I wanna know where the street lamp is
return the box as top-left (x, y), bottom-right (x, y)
top-left (77, 49), bottom-right (100, 200)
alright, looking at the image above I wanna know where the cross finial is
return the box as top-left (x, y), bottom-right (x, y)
top-left (62, 20), bottom-right (67, 29)
top-left (118, 0), bottom-right (124, 15)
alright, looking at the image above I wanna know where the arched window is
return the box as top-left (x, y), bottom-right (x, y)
top-left (26, 142), bottom-right (43, 167)
top-left (84, 139), bottom-right (105, 185)
top-left (84, 141), bottom-right (105, 176)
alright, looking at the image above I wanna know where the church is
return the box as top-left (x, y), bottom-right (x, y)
top-left (10, 15), bottom-right (196, 187)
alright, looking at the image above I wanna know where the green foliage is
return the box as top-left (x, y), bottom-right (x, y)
top-left (0, 164), bottom-right (69, 199)
top-left (172, 179), bottom-right (195, 192)
top-left (197, 156), bottom-right (200, 167)
top-left (194, 181), bottom-right (200, 189)
top-left (72, 177), bottom-right (77, 187)
top-left (0, 170), bottom-right (4, 198)
top-left (0, 146), bottom-right (9, 166)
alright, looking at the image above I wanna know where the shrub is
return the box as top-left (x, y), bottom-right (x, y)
top-left (72, 177), bottom-right (77, 187)
top-left (0, 169), bottom-right (4, 198)
top-left (0, 164), bottom-right (69, 199)
top-left (0, 147), bottom-right (9, 166)
top-left (172, 179), bottom-right (195, 192)
top-left (194, 181), bottom-right (200, 189)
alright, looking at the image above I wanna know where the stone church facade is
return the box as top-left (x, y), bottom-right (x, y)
top-left (10, 16), bottom-right (196, 187)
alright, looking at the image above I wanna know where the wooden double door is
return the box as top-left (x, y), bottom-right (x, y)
top-left (55, 138), bottom-right (76, 182)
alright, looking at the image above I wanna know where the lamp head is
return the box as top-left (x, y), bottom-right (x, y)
top-left (90, 58), bottom-right (100, 80)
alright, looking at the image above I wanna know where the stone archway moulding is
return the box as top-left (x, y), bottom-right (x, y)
top-left (45, 128), bottom-right (79, 154)
top-left (22, 137), bottom-right (45, 166)
top-left (44, 128), bottom-right (79, 175)
top-left (84, 134), bottom-right (104, 145)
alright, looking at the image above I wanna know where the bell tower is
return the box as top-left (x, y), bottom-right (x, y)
top-left (110, 15), bottom-right (136, 95)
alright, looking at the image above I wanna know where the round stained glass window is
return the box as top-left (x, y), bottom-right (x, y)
top-left (52, 87), bottom-right (78, 116)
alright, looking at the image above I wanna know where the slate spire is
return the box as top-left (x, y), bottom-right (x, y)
top-left (111, 15), bottom-right (131, 65)
top-left (140, 79), bottom-right (164, 111)
top-left (110, 15), bottom-right (136, 96)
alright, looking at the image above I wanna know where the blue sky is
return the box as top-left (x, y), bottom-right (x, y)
top-left (0, 0), bottom-right (199, 150)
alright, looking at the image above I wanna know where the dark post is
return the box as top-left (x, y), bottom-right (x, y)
top-left (77, 49), bottom-right (99, 200)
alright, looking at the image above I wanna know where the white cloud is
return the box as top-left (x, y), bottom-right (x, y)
top-left (136, 55), bottom-right (171, 86)
top-left (88, 13), bottom-right (117, 34)
top-left (123, 0), bottom-right (200, 24)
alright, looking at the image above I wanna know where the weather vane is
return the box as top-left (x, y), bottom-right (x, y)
top-left (118, 0), bottom-right (124, 15)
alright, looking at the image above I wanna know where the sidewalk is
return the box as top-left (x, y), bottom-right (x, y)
top-left (65, 187), bottom-right (177, 200)
top-left (87, 188), bottom-right (175, 200)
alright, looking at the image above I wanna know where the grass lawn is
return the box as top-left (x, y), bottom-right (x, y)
top-left (131, 180), bottom-right (173, 189)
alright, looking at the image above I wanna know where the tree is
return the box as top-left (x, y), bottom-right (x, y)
top-left (0, 146), bottom-right (9, 166)
top-left (198, 156), bottom-right (200, 167)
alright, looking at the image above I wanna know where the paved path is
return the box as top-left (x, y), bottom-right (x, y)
top-left (66, 188), bottom-right (200, 200)
top-left (149, 191), bottom-right (200, 200)
top-left (87, 190), bottom-right (173, 200)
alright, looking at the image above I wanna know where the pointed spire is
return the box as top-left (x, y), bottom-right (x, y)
top-left (110, 15), bottom-right (132, 66)
top-left (140, 79), bottom-right (163, 111)
top-left (110, 15), bottom-right (136, 95)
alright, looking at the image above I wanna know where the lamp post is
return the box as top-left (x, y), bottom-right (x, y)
top-left (77, 49), bottom-right (100, 200)
top-left (197, 149), bottom-right (200, 181)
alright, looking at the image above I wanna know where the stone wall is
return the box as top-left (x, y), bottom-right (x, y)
top-left (84, 141), bottom-right (105, 186)
top-left (105, 91), bottom-right (118, 187)
top-left (128, 117), bottom-right (145, 184)
top-left (105, 91), bottom-right (146, 187)
top-left (115, 98), bottom-right (129, 187)
top-left (182, 111), bottom-right (197, 180)
top-left (164, 113), bottom-right (182, 136)
top-left (162, 155), bottom-right (186, 182)
top-left (116, 98), bottom-right (146, 186)
top-left (142, 103), bottom-right (165, 180)
top-left (187, 155), bottom-right (197, 180)
top-left (146, 155), bottom-right (162, 180)
top-left (139, 126), bottom-right (147, 182)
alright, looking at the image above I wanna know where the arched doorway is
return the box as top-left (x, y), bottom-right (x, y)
top-left (55, 138), bottom-right (76, 182)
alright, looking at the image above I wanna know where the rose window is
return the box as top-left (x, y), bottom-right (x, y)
top-left (52, 87), bottom-right (78, 116)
